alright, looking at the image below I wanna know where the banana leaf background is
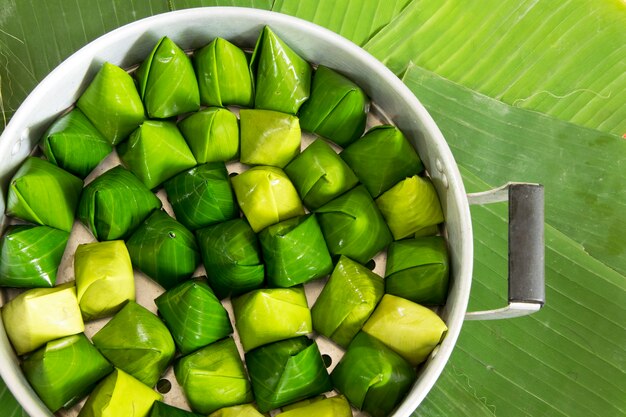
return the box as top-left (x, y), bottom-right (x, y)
top-left (1, 0), bottom-right (625, 416)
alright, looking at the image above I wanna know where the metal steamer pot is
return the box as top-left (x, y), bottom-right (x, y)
top-left (0, 8), bottom-right (546, 417)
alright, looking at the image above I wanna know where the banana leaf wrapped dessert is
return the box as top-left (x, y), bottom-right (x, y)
top-left (232, 287), bottom-right (312, 352)
top-left (118, 120), bottom-right (197, 190)
top-left (298, 66), bottom-right (368, 147)
top-left (340, 125), bottom-right (423, 197)
top-left (78, 369), bottom-right (162, 417)
top-left (195, 218), bottom-right (264, 299)
top-left (251, 26), bottom-right (312, 114)
top-left (155, 280), bottom-right (232, 354)
top-left (164, 163), bottom-right (238, 231)
top-left (315, 185), bottom-right (392, 264)
top-left (284, 139), bottom-right (358, 210)
top-left (76, 62), bottom-right (145, 145)
top-left (178, 108), bottom-right (239, 163)
top-left (1, 283), bottom-right (84, 355)
top-left (41, 108), bottom-right (112, 178)
top-left (74, 240), bottom-right (135, 321)
top-left (331, 332), bottom-right (415, 417)
top-left (278, 395), bottom-right (352, 417)
top-left (126, 210), bottom-right (200, 289)
top-left (91, 301), bottom-right (175, 387)
top-left (21, 334), bottom-right (113, 412)
top-left (245, 336), bottom-right (332, 412)
top-left (239, 109), bottom-right (301, 168)
top-left (174, 338), bottom-right (253, 414)
top-left (362, 294), bottom-right (448, 366)
top-left (149, 402), bottom-right (204, 417)
top-left (0, 225), bottom-right (69, 288)
top-left (195, 37), bottom-right (254, 108)
top-left (78, 166), bottom-right (162, 240)
top-left (376, 175), bottom-right (444, 240)
top-left (136, 36), bottom-right (200, 118)
top-left (6, 157), bottom-right (83, 232)
top-left (311, 256), bottom-right (384, 348)
top-left (231, 166), bottom-right (304, 233)
top-left (385, 236), bottom-right (449, 305)
top-left (209, 404), bottom-right (265, 417)
top-left (258, 214), bottom-right (333, 287)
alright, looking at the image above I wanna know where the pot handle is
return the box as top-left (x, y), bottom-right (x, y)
top-left (464, 182), bottom-right (545, 320)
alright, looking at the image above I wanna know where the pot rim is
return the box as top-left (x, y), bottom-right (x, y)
top-left (0, 7), bottom-right (473, 417)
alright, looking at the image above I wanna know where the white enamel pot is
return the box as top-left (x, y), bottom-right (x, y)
top-left (0, 8), bottom-right (545, 417)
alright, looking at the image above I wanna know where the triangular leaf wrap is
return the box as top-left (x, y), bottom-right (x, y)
top-left (21, 334), bottom-right (113, 412)
top-left (259, 214), bottom-right (333, 287)
top-left (376, 175), bottom-right (444, 240)
top-left (6, 157), bottom-right (83, 232)
top-left (155, 279), bottom-right (232, 355)
top-left (316, 185), bottom-right (392, 264)
top-left (231, 166), bottom-right (304, 233)
top-left (174, 338), bottom-right (253, 415)
top-left (126, 210), bottom-right (200, 289)
top-left (362, 294), bottom-right (448, 366)
top-left (74, 240), bottom-right (135, 321)
top-left (76, 62), bottom-right (145, 145)
top-left (385, 236), bottom-right (449, 305)
top-left (136, 36), bottom-right (200, 118)
top-left (311, 255), bottom-right (384, 348)
top-left (42, 108), bottom-right (112, 179)
top-left (340, 125), bottom-right (423, 197)
top-left (250, 26), bottom-right (312, 114)
top-left (284, 138), bottom-right (359, 210)
top-left (77, 369), bottom-right (162, 417)
top-left (77, 166), bottom-right (162, 241)
top-left (118, 120), bottom-right (197, 190)
top-left (0, 225), bottom-right (69, 288)
top-left (245, 336), bottom-right (332, 412)
top-left (232, 287), bottom-right (312, 352)
top-left (239, 109), bottom-right (301, 168)
top-left (91, 301), bottom-right (175, 387)
top-left (331, 332), bottom-right (415, 417)
top-left (178, 108), bottom-right (239, 163)
top-left (299, 66), bottom-right (368, 147)
top-left (164, 162), bottom-right (239, 231)
top-left (195, 37), bottom-right (254, 108)
top-left (195, 218), bottom-right (264, 299)
top-left (1, 283), bottom-right (84, 355)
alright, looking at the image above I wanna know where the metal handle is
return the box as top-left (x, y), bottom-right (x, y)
top-left (465, 182), bottom-right (545, 320)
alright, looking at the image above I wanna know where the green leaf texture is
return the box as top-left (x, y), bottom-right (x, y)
top-left (0, 379), bottom-right (31, 417)
top-left (402, 65), bottom-right (626, 276)
top-left (1, 1), bottom-right (625, 417)
top-left (415, 168), bottom-right (626, 417)
top-left (272, 0), bottom-right (412, 46)
top-left (364, 0), bottom-right (626, 136)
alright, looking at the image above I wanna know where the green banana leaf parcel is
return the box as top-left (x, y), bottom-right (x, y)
top-left (0, 1), bottom-right (625, 417)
